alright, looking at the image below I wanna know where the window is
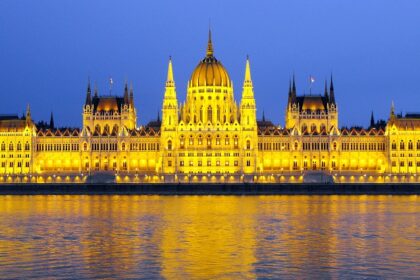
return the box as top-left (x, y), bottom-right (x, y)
top-left (9, 142), bottom-right (13, 151)
top-left (408, 141), bottom-right (413, 150)
top-left (391, 141), bottom-right (396, 150)
top-left (1, 142), bottom-right (5, 151)
top-left (207, 160), bottom-right (211, 166)
top-left (167, 140), bottom-right (172, 150)
top-left (25, 162), bottom-right (30, 168)
top-left (121, 143), bottom-right (126, 151)
top-left (17, 142), bottom-right (22, 151)
top-left (246, 140), bottom-right (251, 150)
top-left (246, 160), bottom-right (251, 167)
top-left (234, 161), bottom-right (238, 166)
top-left (207, 106), bottom-right (212, 123)
top-left (400, 141), bottom-right (405, 150)
top-left (189, 137), bottom-right (193, 145)
top-left (168, 160), bottom-right (172, 167)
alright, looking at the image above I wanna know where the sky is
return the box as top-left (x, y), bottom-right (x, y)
top-left (0, 0), bottom-right (420, 128)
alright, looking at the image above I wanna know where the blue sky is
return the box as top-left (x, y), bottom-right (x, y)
top-left (1, 0), bottom-right (419, 127)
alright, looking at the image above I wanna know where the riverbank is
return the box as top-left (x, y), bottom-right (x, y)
top-left (0, 183), bottom-right (419, 195)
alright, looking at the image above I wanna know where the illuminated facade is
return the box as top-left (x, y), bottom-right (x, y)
top-left (1, 32), bottom-right (420, 184)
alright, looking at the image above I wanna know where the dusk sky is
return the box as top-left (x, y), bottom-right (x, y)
top-left (1, 0), bottom-right (419, 128)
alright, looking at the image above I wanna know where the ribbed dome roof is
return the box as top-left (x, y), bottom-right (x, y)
top-left (189, 30), bottom-right (231, 88)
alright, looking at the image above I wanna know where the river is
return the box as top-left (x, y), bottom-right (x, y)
top-left (0, 195), bottom-right (418, 279)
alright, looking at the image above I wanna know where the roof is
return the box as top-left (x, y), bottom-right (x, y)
top-left (296, 95), bottom-right (329, 111)
top-left (92, 96), bottom-right (125, 113)
top-left (0, 118), bottom-right (28, 132)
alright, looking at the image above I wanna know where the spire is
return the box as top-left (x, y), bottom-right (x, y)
top-left (85, 78), bottom-right (92, 105)
top-left (370, 111), bottom-right (375, 128)
top-left (243, 55), bottom-right (253, 87)
top-left (291, 74), bottom-right (297, 103)
top-left (262, 110), bottom-right (265, 122)
top-left (129, 82), bottom-right (134, 106)
top-left (124, 81), bottom-right (129, 104)
top-left (25, 104), bottom-right (31, 125)
top-left (329, 74), bottom-right (336, 104)
top-left (391, 101), bottom-right (395, 116)
top-left (166, 56), bottom-right (175, 87)
top-left (50, 111), bottom-right (55, 130)
top-left (157, 110), bottom-right (161, 122)
top-left (206, 28), bottom-right (213, 57)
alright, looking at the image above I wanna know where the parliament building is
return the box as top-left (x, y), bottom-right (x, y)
top-left (1, 32), bottom-right (420, 184)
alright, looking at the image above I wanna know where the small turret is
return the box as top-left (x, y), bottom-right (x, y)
top-left (370, 111), bottom-right (375, 128)
top-left (25, 104), bottom-right (31, 126)
top-left (85, 78), bottom-right (92, 105)
top-left (50, 112), bottom-right (55, 130)
top-left (124, 82), bottom-right (129, 104)
top-left (129, 82), bottom-right (134, 107)
top-left (206, 28), bottom-right (213, 57)
top-left (329, 74), bottom-right (336, 104)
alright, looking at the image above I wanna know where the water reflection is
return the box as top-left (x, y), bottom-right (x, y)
top-left (0, 195), bottom-right (418, 278)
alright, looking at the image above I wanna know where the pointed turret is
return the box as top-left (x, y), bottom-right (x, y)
top-left (291, 74), bottom-right (297, 104)
top-left (161, 56), bottom-right (178, 129)
top-left (129, 82), bottom-right (134, 107)
top-left (370, 111), bottom-right (375, 128)
top-left (242, 56), bottom-right (253, 92)
top-left (50, 112), bottom-right (55, 130)
top-left (85, 78), bottom-right (92, 105)
top-left (240, 56), bottom-right (256, 128)
top-left (206, 28), bottom-right (213, 57)
top-left (25, 104), bottom-right (31, 125)
top-left (124, 81), bottom-right (129, 104)
top-left (329, 74), bottom-right (336, 104)
top-left (166, 56), bottom-right (175, 88)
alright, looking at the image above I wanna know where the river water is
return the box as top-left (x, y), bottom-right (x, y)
top-left (0, 195), bottom-right (418, 279)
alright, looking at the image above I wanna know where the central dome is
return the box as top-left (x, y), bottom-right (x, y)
top-left (189, 31), bottom-right (231, 87)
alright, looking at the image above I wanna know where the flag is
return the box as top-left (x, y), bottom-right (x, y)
top-left (309, 75), bottom-right (315, 84)
top-left (109, 77), bottom-right (114, 85)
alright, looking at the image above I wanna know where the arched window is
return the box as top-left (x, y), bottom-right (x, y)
top-left (294, 141), bottom-right (299, 150)
top-left (320, 124), bottom-right (326, 132)
top-left (9, 142), bottom-right (13, 151)
top-left (189, 136), bottom-right (193, 146)
top-left (417, 140), bottom-right (420, 150)
top-left (400, 140), bottom-right (405, 150)
top-left (200, 106), bottom-right (203, 122)
top-left (207, 136), bottom-right (211, 149)
top-left (225, 136), bottom-right (229, 145)
top-left (17, 142), bottom-right (22, 151)
top-left (95, 124), bottom-right (101, 133)
top-left (198, 135), bottom-right (203, 145)
top-left (1, 142), bottom-right (5, 151)
top-left (234, 136), bottom-right (239, 148)
top-left (122, 143), bottom-right (126, 151)
top-left (311, 124), bottom-right (317, 132)
top-left (246, 140), bottom-right (251, 150)
top-left (333, 142), bottom-right (337, 151)
top-left (104, 124), bottom-right (110, 134)
top-left (83, 143), bottom-right (88, 151)
top-left (408, 140), bottom-right (413, 150)
top-left (301, 124), bottom-right (307, 132)
top-left (217, 106), bottom-right (221, 122)
top-left (207, 106), bottom-right (212, 123)
top-left (391, 141), bottom-right (396, 150)
top-left (180, 136), bottom-right (185, 149)
top-left (113, 124), bottom-right (119, 134)
top-left (25, 142), bottom-right (30, 151)
top-left (167, 140), bottom-right (172, 150)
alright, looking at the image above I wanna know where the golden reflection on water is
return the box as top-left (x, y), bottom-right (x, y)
top-left (0, 195), bottom-right (418, 279)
